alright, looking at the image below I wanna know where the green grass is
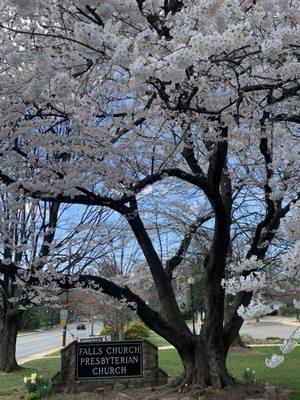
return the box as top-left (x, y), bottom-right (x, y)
top-left (265, 337), bottom-right (300, 344)
top-left (227, 346), bottom-right (300, 400)
top-left (1, 346), bottom-right (300, 400)
top-left (158, 347), bottom-right (300, 400)
top-left (158, 348), bottom-right (183, 375)
top-left (0, 355), bottom-right (60, 400)
top-left (147, 331), bottom-right (170, 347)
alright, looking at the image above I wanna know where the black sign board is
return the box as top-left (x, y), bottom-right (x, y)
top-left (75, 340), bottom-right (143, 380)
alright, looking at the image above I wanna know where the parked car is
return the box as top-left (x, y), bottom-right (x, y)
top-left (77, 322), bottom-right (86, 330)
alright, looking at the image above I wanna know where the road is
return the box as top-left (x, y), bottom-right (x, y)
top-left (17, 318), bottom-right (300, 361)
top-left (16, 322), bottom-right (102, 360)
top-left (241, 321), bottom-right (300, 339)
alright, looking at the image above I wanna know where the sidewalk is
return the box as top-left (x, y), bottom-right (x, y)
top-left (157, 343), bottom-right (300, 350)
top-left (18, 347), bottom-right (61, 364)
top-left (244, 316), bottom-right (300, 327)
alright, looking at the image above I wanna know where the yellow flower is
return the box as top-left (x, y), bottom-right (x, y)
top-left (23, 376), bottom-right (29, 383)
top-left (30, 373), bottom-right (37, 383)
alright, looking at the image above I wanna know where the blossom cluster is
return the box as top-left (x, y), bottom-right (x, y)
top-left (265, 338), bottom-right (298, 369)
top-left (265, 354), bottom-right (284, 369)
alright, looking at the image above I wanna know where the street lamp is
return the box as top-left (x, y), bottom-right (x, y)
top-left (188, 277), bottom-right (196, 335)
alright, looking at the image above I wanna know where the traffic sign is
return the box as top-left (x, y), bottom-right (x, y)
top-left (60, 309), bottom-right (68, 319)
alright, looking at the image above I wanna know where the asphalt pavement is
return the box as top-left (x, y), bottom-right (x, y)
top-left (16, 322), bottom-right (102, 360)
top-left (240, 321), bottom-right (300, 339)
top-left (16, 318), bottom-right (300, 361)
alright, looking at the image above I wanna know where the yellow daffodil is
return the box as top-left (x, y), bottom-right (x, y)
top-left (30, 372), bottom-right (37, 383)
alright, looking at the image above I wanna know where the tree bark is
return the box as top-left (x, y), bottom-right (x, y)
top-left (118, 321), bottom-right (125, 341)
top-left (231, 334), bottom-right (248, 348)
top-left (0, 311), bottom-right (23, 372)
top-left (127, 208), bottom-right (191, 336)
top-left (176, 336), bottom-right (233, 388)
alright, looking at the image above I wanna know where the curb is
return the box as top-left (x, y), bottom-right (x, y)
top-left (278, 321), bottom-right (300, 327)
top-left (157, 343), bottom-right (300, 350)
top-left (18, 347), bottom-right (61, 364)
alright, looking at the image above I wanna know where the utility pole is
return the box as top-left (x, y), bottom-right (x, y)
top-left (188, 277), bottom-right (196, 335)
top-left (91, 314), bottom-right (94, 336)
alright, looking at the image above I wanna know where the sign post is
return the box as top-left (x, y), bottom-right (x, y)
top-left (75, 340), bottom-right (143, 380)
top-left (60, 309), bottom-right (68, 347)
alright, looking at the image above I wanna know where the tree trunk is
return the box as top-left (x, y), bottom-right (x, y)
top-left (118, 323), bottom-right (125, 340)
top-left (231, 334), bottom-right (248, 348)
top-left (176, 336), bottom-right (233, 388)
top-left (0, 311), bottom-right (23, 372)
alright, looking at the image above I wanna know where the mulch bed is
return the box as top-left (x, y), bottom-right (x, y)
top-left (47, 382), bottom-right (289, 400)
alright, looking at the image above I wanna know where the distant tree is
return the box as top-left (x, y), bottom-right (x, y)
top-left (20, 307), bottom-right (41, 331)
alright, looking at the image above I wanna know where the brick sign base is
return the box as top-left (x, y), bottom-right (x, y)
top-left (52, 339), bottom-right (168, 393)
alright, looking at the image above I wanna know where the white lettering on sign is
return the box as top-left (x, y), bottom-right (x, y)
top-left (92, 366), bottom-right (127, 376)
top-left (79, 355), bottom-right (139, 366)
top-left (79, 347), bottom-right (103, 356)
top-left (76, 341), bottom-right (142, 380)
top-left (106, 345), bottom-right (140, 355)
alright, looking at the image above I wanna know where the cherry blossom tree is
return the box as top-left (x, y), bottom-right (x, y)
top-left (0, 0), bottom-right (299, 388)
top-left (0, 191), bottom-right (62, 372)
top-left (0, 188), bottom-right (113, 372)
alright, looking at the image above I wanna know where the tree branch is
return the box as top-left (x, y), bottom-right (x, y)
top-left (207, 127), bottom-right (228, 193)
top-left (165, 214), bottom-right (212, 278)
top-left (0, 262), bottom-right (191, 349)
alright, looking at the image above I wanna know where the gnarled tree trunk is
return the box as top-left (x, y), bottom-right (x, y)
top-left (176, 335), bottom-right (233, 388)
top-left (0, 310), bottom-right (23, 372)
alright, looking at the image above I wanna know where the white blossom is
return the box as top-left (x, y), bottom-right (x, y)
top-left (265, 354), bottom-right (284, 369)
top-left (237, 300), bottom-right (282, 320)
top-left (280, 340), bottom-right (297, 355)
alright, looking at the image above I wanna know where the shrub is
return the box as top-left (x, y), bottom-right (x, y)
top-left (99, 325), bottom-right (118, 340)
top-left (280, 306), bottom-right (297, 317)
top-left (266, 337), bottom-right (282, 342)
top-left (124, 320), bottom-right (150, 340)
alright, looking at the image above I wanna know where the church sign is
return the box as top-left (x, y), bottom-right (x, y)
top-left (75, 340), bottom-right (143, 380)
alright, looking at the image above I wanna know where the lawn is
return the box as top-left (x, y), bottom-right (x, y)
top-left (1, 345), bottom-right (299, 400)
top-left (158, 347), bottom-right (300, 400)
top-left (147, 331), bottom-right (170, 347)
top-left (0, 356), bottom-right (60, 400)
top-left (227, 346), bottom-right (300, 400)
